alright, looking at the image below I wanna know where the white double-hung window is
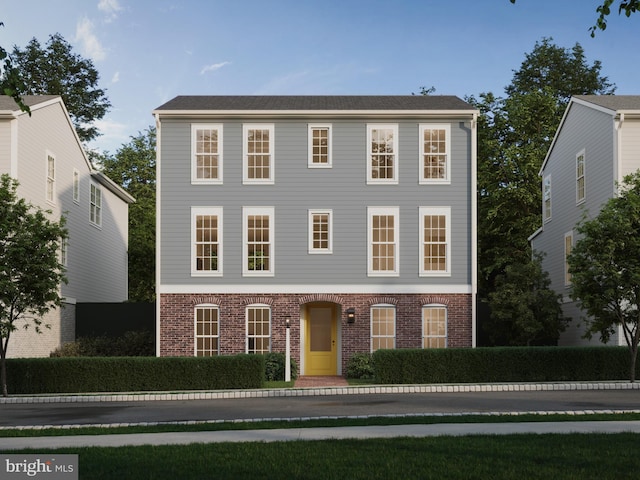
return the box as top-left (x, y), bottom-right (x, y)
top-left (367, 124), bottom-right (398, 184)
top-left (192, 207), bottom-right (223, 276)
top-left (420, 207), bottom-right (451, 276)
top-left (192, 124), bottom-right (223, 184)
top-left (420, 124), bottom-right (450, 184)
top-left (243, 207), bottom-right (274, 276)
top-left (308, 124), bottom-right (332, 167)
top-left (368, 207), bottom-right (399, 276)
top-left (244, 124), bottom-right (274, 184)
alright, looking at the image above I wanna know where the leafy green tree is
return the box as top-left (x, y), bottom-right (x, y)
top-left (468, 38), bottom-right (614, 345)
top-left (99, 128), bottom-right (156, 302)
top-left (0, 22), bottom-right (28, 113)
top-left (0, 174), bottom-right (67, 396)
top-left (568, 172), bottom-right (640, 382)
top-left (0, 33), bottom-right (110, 142)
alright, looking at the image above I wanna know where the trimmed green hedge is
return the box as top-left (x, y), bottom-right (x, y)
top-left (373, 347), bottom-right (639, 384)
top-left (6, 355), bottom-right (265, 395)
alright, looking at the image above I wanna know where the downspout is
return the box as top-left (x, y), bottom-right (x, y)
top-left (614, 112), bottom-right (624, 346)
top-left (154, 113), bottom-right (162, 357)
top-left (471, 113), bottom-right (478, 348)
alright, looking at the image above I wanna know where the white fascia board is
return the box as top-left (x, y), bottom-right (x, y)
top-left (153, 109), bottom-right (479, 119)
top-left (159, 284), bottom-right (473, 295)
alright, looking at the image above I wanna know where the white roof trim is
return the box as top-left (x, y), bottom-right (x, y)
top-left (153, 109), bottom-right (478, 118)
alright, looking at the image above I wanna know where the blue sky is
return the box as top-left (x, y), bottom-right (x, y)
top-left (1, 0), bottom-right (638, 153)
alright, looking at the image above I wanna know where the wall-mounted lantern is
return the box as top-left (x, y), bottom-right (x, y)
top-left (346, 308), bottom-right (356, 324)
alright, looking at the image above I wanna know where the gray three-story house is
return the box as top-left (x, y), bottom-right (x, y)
top-left (154, 96), bottom-right (477, 375)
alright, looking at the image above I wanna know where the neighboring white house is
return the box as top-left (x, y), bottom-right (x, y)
top-left (0, 95), bottom-right (134, 357)
top-left (154, 95), bottom-right (478, 375)
top-left (530, 95), bottom-right (640, 346)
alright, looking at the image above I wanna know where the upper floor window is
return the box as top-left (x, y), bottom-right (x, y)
top-left (308, 125), bottom-right (332, 168)
top-left (73, 169), bottom-right (80, 203)
top-left (243, 207), bottom-right (274, 276)
top-left (423, 305), bottom-right (447, 348)
top-left (368, 207), bottom-right (399, 276)
top-left (246, 305), bottom-right (271, 354)
top-left (60, 236), bottom-right (68, 267)
top-left (576, 150), bottom-right (585, 204)
top-left (543, 175), bottom-right (552, 222)
top-left (192, 207), bottom-right (223, 276)
top-left (308, 209), bottom-right (332, 254)
top-left (46, 153), bottom-right (56, 203)
top-left (90, 183), bottom-right (102, 227)
top-left (371, 305), bottom-right (396, 351)
top-left (195, 304), bottom-right (220, 356)
top-left (244, 124), bottom-right (274, 184)
top-left (420, 207), bottom-right (451, 276)
top-left (192, 124), bottom-right (223, 184)
top-left (367, 124), bottom-right (398, 184)
top-left (564, 231), bottom-right (573, 286)
top-left (420, 124), bottom-right (451, 184)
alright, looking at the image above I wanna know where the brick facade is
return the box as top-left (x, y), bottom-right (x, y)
top-left (160, 292), bottom-right (473, 373)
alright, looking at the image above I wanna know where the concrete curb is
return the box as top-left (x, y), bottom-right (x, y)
top-left (1, 381), bottom-right (638, 404)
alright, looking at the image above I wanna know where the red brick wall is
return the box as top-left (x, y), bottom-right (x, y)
top-left (160, 292), bottom-right (473, 372)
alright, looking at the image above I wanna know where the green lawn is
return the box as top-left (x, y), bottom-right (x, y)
top-left (9, 433), bottom-right (640, 479)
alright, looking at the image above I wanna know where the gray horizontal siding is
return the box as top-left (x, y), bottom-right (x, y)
top-left (160, 117), bottom-right (473, 286)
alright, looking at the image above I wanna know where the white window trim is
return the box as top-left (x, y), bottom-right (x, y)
top-left (243, 206), bottom-right (275, 277)
top-left (564, 231), bottom-right (573, 287)
top-left (191, 206), bottom-right (223, 277)
top-left (370, 304), bottom-right (396, 352)
top-left (243, 124), bottom-right (275, 185)
top-left (90, 182), bottom-right (102, 228)
top-left (245, 304), bottom-right (271, 354)
top-left (194, 304), bottom-right (220, 356)
top-left (422, 304), bottom-right (448, 348)
top-left (191, 124), bottom-right (223, 185)
top-left (367, 124), bottom-right (399, 184)
top-left (367, 206), bottom-right (400, 277)
top-left (72, 169), bottom-right (80, 204)
top-left (419, 124), bottom-right (451, 184)
top-left (419, 206), bottom-right (451, 277)
top-left (543, 174), bottom-right (552, 222)
top-left (308, 124), bottom-right (332, 168)
top-left (60, 236), bottom-right (68, 267)
top-left (308, 209), bottom-right (333, 254)
top-left (576, 149), bottom-right (586, 205)
top-left (46, 151), bottom-right (56, 204)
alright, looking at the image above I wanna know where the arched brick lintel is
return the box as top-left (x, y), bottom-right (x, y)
top-left (298, 294), bottom-right (346, 305)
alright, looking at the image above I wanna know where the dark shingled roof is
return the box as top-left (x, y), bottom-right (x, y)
top-left (155, 95), bottom-right (475, 112)
top-left (0, 95), bottom-right (60, 111)
top-left (574, 95), bottom-right (640, 111)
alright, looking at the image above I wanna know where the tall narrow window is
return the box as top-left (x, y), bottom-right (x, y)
top-left (420, 124), bottom-right (450, 183)
top-left (368, 207), bottom-right (399, 276)
top-left (60, 236), bottom-right (68, 267)
top-left (367, 124), bottom-right (398, 184)
top-left (46, 153), bottom-right (55, 203)
top-left (371, 305), bottom-right (396, 351)
top-left (243, 207), bottom-right (274, 276)
top-left (73, 169), bottom-right (80, 203)
top-left (308, 209), bottom-right (332, 254)
top-left (420, 207), bottom-right (451, 276)
top-left (423, 305), bottom-right (447, 348)
top-left (246, 305), bottom-right (271, 354)
top-left (543, 175), bottom-right (552, 221)
top-left (192, 207), bottom-right (223, 276)
top-left (195, 305), bottom-right (220, 356)
top-left (576, 150), bottom-right (585, 204)
top-left (90, 183), bottom-right (102, 226)
top-left (564, 231), bottom-right (573, 286)
top-left (244, 124), bottom-right (274, 184)
top-left (192, 124), bottom-right (223, 184)
top-left (308, 125), bottom-right (332, 167)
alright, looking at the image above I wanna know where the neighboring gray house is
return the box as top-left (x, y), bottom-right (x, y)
top-left (0, 95), bottom-right (134, 357)
top-left (530, 95), bottom-right (640, 346)
top-left (154, 95), bottom-right (478, 375)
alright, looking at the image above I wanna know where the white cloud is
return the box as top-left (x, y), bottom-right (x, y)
top-left (75, 17), bottom-right (106, 61)
top-left (98, 0), bottom-right (123, 22)
top-left (200, 61), bottom-right (231, 75)
top-left (111, 71), bottom-right (120, 83)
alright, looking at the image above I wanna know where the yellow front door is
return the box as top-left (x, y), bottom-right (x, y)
top-left (305, 304), bottom-right (337, 375)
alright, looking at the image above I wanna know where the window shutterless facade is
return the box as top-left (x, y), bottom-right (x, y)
top-left (308, 124), bottom-right (332, 167)
top-left (243, 207), bottom-right (274, 276)
top-left (246, 305), bottom-right (271, 354)
top-left (420, 124), bottom-right (450, 184)
top-left (367, 124), bottom-right (398, 184)
top-left (576, 150), bottom-right (585, 204)
top-left (371, 305), bottom-right (396, 351)
top-left (90, 183), bottom-right (102, 227)
top-left (308, 209), bottom-right (332, 254)
top-left (243, 124), bottom-right (274, 184)
top-left (543, 175), bottom-right (552, 221)
top-left (423, 305), bottom-right (447, 348)
top-left (46, 153), bottom-right (55, 203)
top-left (420, 207), bottom-right (451, 276)
top-left (564, 231), bottom-right (573, 286)
top-left (192, 124), bottom-right (223, 184)
top-left (192, 207), bottom-right (223, 276)
top-left (194, 304), bottom-right (220, 356)
top-left (368, 207), bottom-right (399, 276)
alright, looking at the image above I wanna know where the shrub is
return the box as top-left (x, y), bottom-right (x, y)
top-left (264, 352), bottom-right (298, 381)
top-left (346, 352), bottom-right (374, 379)
top-left (50, 330), bottom-right (155, 357)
